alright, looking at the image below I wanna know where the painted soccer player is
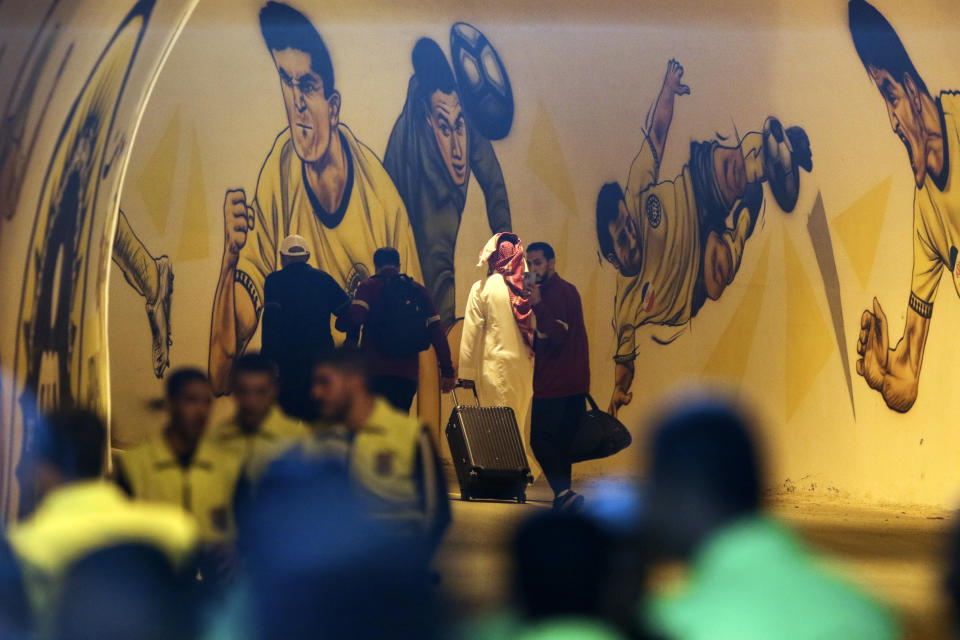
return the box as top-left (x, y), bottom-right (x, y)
top-left (208, 2), bottom-right (421, 394)
top-left (598, 60), bottom-right (812, 416)
top-left (851, 0), bottom-right (958, 412)
top-left (384, 37), bottom-right (511, 328)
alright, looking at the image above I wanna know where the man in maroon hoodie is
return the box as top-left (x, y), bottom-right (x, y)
top-left (525, 242), bottom-right (590, 511)
top-left (337, 247), bottom-right (456, 412)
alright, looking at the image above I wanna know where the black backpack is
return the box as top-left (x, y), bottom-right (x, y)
top-left (364, 273), bottom-right (432, 357)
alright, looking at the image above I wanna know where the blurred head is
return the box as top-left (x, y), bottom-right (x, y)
top-left (33, 410), bottom-right (106, 497)
top-left (239, 453), bottom-right (436, 639)
top-left (525, 242), bottom-right (556, 283)
top-left (230, 353), bottom-right (279, 431)
top-left (849, 0), bottom-right (931, 188)
top-left (310, 348), bottom-right (368, 423)
top-left (55, 544), bottom-right (196, 640)
top-left (645, 395), bottom-right (762, 560)
top-left (414, 38), bottom-right (467, 186)
top-left (512, 510), bottom-right (614, 621)
top-left (260, 1), bottom-right (340, 165)
top-left (165, 369), bottom-right (212, 442)
top-left (596, 182), bottom-right (640, 276)
top-left (373, 247), bottom-right (401, 273)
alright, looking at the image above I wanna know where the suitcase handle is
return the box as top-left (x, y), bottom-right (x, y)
top-left (452, 381), bottom-right (481, 407)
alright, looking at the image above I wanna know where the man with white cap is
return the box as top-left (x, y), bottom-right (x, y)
top-left (261, 234), bottom-right (351, 419)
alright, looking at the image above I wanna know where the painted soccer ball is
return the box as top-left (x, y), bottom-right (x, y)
top-left (450, 22), bottom-right (514, 141)
top-left (762, 116), bottom-right (801, 213)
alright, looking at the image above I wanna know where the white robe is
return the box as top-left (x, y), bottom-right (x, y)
top-left (459, 273), bottom-right (539, 476)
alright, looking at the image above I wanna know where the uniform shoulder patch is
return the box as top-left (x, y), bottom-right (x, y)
top-left (645, 193), bottom-right (662, 228)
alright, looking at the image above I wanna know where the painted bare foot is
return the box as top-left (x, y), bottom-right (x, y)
top-left (145, 256), bottom-right (173, 378)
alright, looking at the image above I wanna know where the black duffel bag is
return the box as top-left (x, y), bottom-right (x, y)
top-left (569, 394), bottom-right (632, 463)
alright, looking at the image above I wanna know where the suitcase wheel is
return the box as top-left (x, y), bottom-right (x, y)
top-left (517, 494), bottom-right (526, 504)
top-left (461, 489), bottom-right (471, 502)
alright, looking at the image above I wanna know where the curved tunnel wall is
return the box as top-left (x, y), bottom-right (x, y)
top-left (3, 0), bottom-right (960, 519)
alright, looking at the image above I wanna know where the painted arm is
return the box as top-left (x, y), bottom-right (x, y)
top-left (648, 59), bottom-right (690, 163)
top-left (209, 189), bottom-right (259, 395)
top-left (469, 130), bottom-right (511, 233)
top-left (609, 360), bottom-right (635, 417)
top-left (856, 297), bottom-right (930, 412)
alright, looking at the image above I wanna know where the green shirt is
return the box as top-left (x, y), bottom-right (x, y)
top-left (647, 516), bottom-right (898, 640)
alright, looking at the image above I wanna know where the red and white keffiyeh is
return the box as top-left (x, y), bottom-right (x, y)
top-left (477, 233), bottom-right (534, 353)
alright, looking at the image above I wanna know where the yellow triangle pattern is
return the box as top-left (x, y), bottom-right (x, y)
top-left (784, 232), bottom-right (833, 420)
top-left (176, 127), bottom-right (209, 261)
top-left (702, 239), bottom-right (770, 385)
top-left (527, 102), bottom-right (580, 219)
top-left (830, 177), bottom-right (892, 289)
top-left (137, 108), bottom-right (181, 235)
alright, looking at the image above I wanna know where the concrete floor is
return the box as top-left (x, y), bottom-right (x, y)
top-left (434, 481), bottom-right (954, 640)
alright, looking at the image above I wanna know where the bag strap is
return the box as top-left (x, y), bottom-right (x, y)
top-left (585, 393), bottom-right (601, 413)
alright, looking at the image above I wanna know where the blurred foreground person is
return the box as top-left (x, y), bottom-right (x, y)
top-left (643, 396), bottom-right (897, 639)
top-left (9, 411), bottom-right (197, 636)
top-left (116, 369), bottom-right (240, 542)
top-left (224, 453), bottom-right (440, 640)
top-left (308, 348), bottom-right (451, 551)
top-left (210, 353), bottom-right (305, 463)
top-left (54, 544), bottom-right (198, 640)
top-left (462, 505), bottom-right (648, 640)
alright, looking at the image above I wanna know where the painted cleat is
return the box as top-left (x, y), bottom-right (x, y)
top-left (146, 255), bottom-right (173, 378)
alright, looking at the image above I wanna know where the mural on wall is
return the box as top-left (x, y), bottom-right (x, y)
top-left (207, 1), bottom-right (421, 394)
top-left (0, 0), bottom-right (72, 223)
top-left (383, 24), bottom-right (514, 328)
top-left (12, 0), bottom-right (156, 513)
top-left (112, 209), bottom-right (174, 378)
top-left (850, 0), bottom-right (960, 413)
top-left (597, 59), bottom-right (813, 416)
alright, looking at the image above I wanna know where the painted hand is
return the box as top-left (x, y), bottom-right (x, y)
top-left (223, 188), bottom-right (253, 258)
top-left (856, 297), bottom-right (890, 391)
top-left (664, 59), bottom-right (691, 96)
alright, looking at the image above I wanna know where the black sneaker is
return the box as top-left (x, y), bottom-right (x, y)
top-left (553, 490), bottom-right (585, 512)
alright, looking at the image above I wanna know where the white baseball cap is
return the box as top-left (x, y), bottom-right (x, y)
top-left (279, 234), bottom-right (309, 257)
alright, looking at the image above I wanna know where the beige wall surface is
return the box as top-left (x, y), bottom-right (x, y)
top-left (5, 0), bottom-right (960, 512)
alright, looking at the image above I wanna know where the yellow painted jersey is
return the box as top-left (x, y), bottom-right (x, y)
top-left (911, 92), bottom-right (960, 306)
top-left (236, 123), bottom-right (422, 319)
top-left (614, 132), bottom-right (700, 361)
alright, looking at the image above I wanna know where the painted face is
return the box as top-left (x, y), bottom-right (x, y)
top-left (526, 250), bottom-right (554, 283)
top-left (273, 48), bottom-right (339, 164)
top-left (869, 66), bottom-right (926, 188)
top-left (170, 380), bottom-right (212, 441)
top-left (606, 199), bottom-right (642, 277)
top-left (231, 371), bottom-right (276, 431)
top-left (714, 145), bottom-right (747, 207)
top-left (426, 90), bottom-right (468, 186)
top-left (311, 364), bottom-right (353, 423)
